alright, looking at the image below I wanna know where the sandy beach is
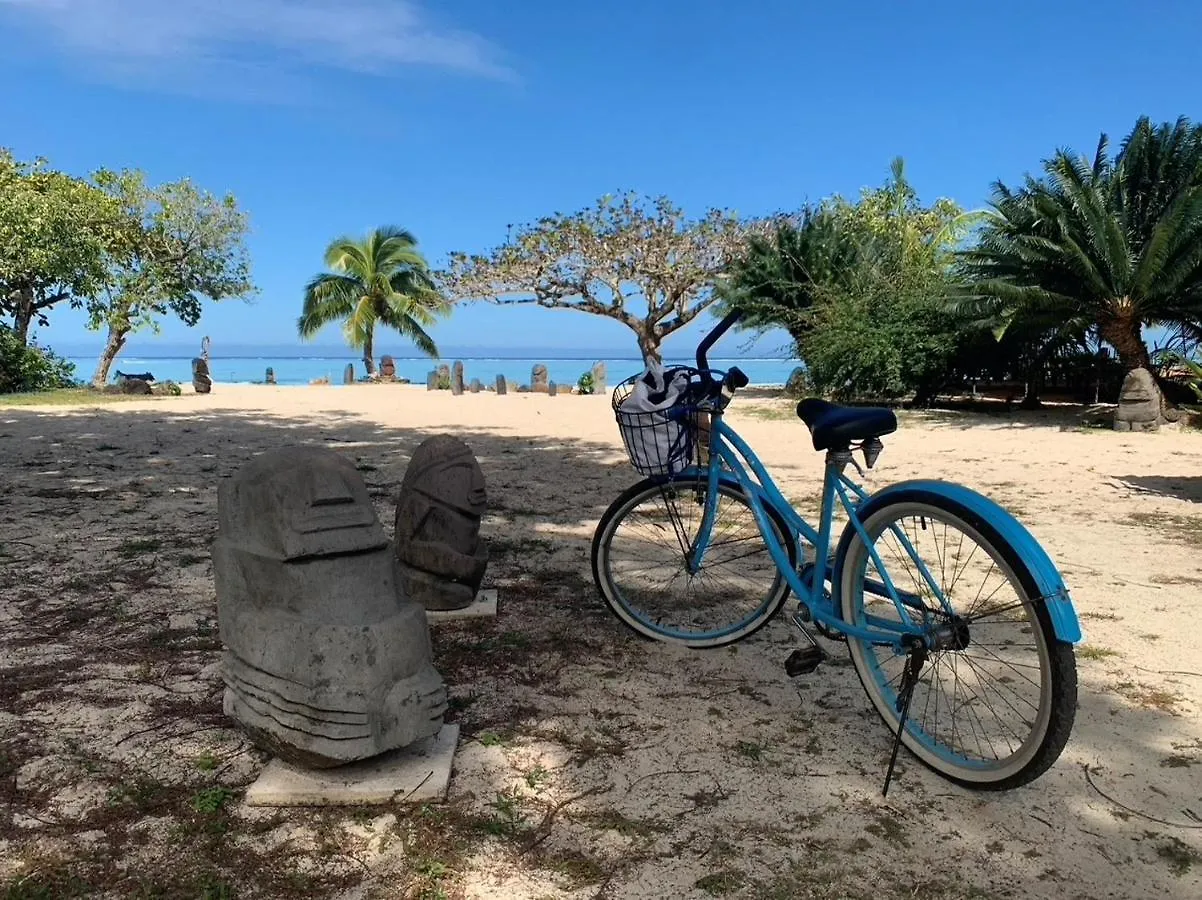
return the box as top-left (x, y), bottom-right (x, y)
top-left (2, 384), bottom-right (1200, 899)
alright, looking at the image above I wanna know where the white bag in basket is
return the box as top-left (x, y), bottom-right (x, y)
top-left (619, 362), bottom-right (692, 474)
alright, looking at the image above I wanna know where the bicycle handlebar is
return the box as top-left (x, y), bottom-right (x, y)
top-left (696, 310), bottom-right (742, 372)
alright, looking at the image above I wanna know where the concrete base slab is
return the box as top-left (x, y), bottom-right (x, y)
top-left (425, 589), bottom-right (498, 623)
top-left (244, 723), bottom-right (459, 807)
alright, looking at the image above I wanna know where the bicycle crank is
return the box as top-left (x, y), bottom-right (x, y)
top-left (785, 609), bottom-right (829, 677)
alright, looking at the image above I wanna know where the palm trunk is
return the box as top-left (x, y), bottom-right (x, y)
top-left (362, 330), bottom-right (376, 376)
top-left (92, 326), bottom-right (129, 387)
top-left (1099, 314), bottom-right (1151, 371)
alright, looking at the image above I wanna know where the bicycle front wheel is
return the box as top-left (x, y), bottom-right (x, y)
top-left (592, 477), bottom-right (796, 648)
top-left (835, 489), bottom-right (1077, 789)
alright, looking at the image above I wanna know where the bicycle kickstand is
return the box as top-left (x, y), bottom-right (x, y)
top-left (881, 642), bottom-right (928, 797)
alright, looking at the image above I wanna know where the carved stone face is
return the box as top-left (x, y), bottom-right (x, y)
top-left (394, 435), bottom-right (489, 609)
top-left (214, 446), bottom-right (445, 768)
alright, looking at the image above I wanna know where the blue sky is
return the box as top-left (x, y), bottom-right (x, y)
top-left (2, 0), bottom-right (1200, 357)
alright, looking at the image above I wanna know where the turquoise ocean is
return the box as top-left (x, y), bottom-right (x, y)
top-left (66, 353), bottom-right (799, 388)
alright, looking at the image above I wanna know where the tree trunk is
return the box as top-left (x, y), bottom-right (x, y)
top-left (362, 330), bottom-right (376, 376)
top-left (12, 285), bottom-right (35, 344)
top-left (92, 326), bottom-right (129, 387)
top-left (637, 329), bottom-right (662, 367)
top-left (1099, 314), bottom-right (1151, 371)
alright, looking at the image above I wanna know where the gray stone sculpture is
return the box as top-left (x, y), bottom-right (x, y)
top-left (380, 356), bottom-right (396, 379)
top-left (426, 370), bottom-right (437, 391)
top-left (470, 379), bottom-right (482, 393)
top-left (394, 436), bottom-right (488, 611)
top-left (343, 363), bottom-right (355, 385)
top-left (436, 364), bottom-right (450, 389)
top-left (591, 361), bottom-right (606, 394)
top-left (192, 357), bottom-right (212, 394)
top-left (452, 361), bottom-right (465, 395)
top-left (495, 375), bottom-right (507, 395)
top-left (265, 367), bottom-right (276, 385)
top-left (1114, 368), bottom-right (1165, 432)
top-left (548, 381), bottom-right (557, 397)
top-left (214, 446), bottom-right (446, 768)
top-left (531, 364), bottom-right (549, 394)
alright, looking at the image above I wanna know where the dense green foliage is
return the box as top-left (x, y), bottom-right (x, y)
top-left (0, 325), bottom-right (75, 392)
top-left (959, 116), bottom-right (1202, 374)
top-left (299, 227), bottom-right (448, 374)
top-left (723, 159), bottom-right (975, 402)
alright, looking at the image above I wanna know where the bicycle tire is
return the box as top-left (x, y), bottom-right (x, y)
top-left (833, 488), bottom-right (1077, 790)
top-left (592, 476), bottom-right (797, 648)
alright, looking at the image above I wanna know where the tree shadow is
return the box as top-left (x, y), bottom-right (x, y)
top-left (1114, 475), bottom-right (1202, 504)
top-left (0, 401), bottom-right (1199, 898)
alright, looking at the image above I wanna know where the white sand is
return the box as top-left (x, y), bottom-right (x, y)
top-left (1, 384), bottom-right (1200, 898)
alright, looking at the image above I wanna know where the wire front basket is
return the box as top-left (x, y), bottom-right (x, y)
top-left (612, 368), bottom-right (701, 476)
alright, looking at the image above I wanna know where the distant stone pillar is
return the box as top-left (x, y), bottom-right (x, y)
top-left (470, 379), bottom-right (482, 393)
top-left (380, 356), bottom-right (396, 380)
top-left (495, 375), bottom-right (507, 395)
top-left (548, 381), bottom-right (557, 397)
top-left (343, 363), bottom-right (355, 385)
top-left (451, 361), bottom-right (465, 395)
top-left (426, 370), bottom-right (438, 391)
top-left (265, 367), bottom-right (276, 385)
top-left (591, 361), bottom-right (606, 394)
top-left (531, 364), bottom-right (549, 393)
top-left (436, 364), bottom-right (450, 389)
top-left (192, 357), bottom-right (212, 394)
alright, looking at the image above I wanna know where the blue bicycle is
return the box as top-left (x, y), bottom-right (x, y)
top-left (592, 312), bottom-right (1081, 792)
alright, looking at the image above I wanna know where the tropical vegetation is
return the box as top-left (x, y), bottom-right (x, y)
top-left (298, 227), bottom-right (448, 375)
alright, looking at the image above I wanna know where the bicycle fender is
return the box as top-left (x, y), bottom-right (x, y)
top-left (853, 479), bottom-right (1082, 644)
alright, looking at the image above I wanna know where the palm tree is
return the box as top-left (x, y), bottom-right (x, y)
top-left (958, 116), bottom-right (1202, 376)
top-left (299, 227), bottom-right (447, 374)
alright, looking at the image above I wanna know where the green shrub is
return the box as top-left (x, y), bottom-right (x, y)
top-left (577, 371), bottom-right (595, 395)
top-left (0, 326), bottom-right (77, 393)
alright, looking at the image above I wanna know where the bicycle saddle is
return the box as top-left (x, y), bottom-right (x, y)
top-left (796, 399), bottom-right (897, 451)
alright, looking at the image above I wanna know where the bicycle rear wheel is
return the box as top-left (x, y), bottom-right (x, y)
top-left (592, 476), bottom-right (796, 648)
top-left (834, 488), bottom-right (1077, 789)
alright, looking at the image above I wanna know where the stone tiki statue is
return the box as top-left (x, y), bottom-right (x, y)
top-left (394, 436), bottom-right (489, 611)
top-left (1114, 368), bottom-right (1165, 432)
top-left (214, 447), bottom-right (446, 768)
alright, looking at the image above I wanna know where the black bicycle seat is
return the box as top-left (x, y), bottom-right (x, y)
top-left (796, 399), bottom-right (897, 451)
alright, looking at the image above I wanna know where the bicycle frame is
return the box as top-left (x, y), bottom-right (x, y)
top-left (678, 414), bottom-right (947, 650)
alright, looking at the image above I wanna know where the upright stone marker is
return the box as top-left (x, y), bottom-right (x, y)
top-left (265, 367), bottom-right (276, 385)
top-left (1114, 368), bottom-right (1165, 432)
top-left (214, 446), bottom-right (447, 769)
top-left (591, 361), bottom-right (607, 394)
top-left (192, 357), bottom-right (212, 394)
top-left (436, 363), bottom-right (450, 389)
top-left (531, 363), bottom-right (549, 394)
top-left (451, 361), bottom-right (465, 395)
top-left (380, 356), bottom-right (396, 380)
top-left (470, 379), bottom-right (482, 393)
top-left (495, 375), bottom-right (507, 395)
top-left (343, 363), bottom-right (355, 385)
top-left (426, 370), bottom-right (438, 391)
top-left (394, 436), bottom-right (489, 611)
top-left (548, 381), bottom-right (558, 397)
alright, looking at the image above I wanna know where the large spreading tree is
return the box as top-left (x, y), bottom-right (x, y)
top-left (958, 116), bottom-right (1202, 376)
top-left (87, 170), bottom-right (255, 386)
top-left (0, 151), bottom-right (126, 343)
top-left (299, 227), bottom-right (448, 375)
top-left (443, 193), bottom-right (753, 365)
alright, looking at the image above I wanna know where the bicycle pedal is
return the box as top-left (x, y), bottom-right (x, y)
top-left (785, 646), bottom-right (826, 677)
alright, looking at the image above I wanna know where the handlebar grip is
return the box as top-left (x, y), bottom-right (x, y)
top-left (697, 310), bottom-right (742, 372)
top-left (724, 367), bottom-right (749, 391)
